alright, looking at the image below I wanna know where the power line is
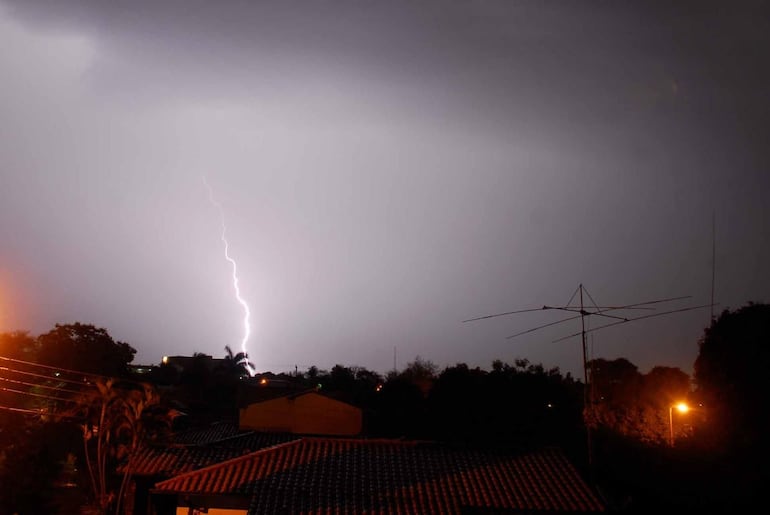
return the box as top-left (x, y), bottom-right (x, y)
top-left (0, 355), bottom-right (148, 388)
top-left (0, 354), bottom-right (106, 381)
top-left (0, 365), bottom-right (96, 388)
top-left (0, 385), bottom-right (82, 404)
top-left (0, 375), bottom-right (87, 396)
top-left (0, 403), bottom-right (87, 422)
top-left (0, 355), bottom-right (158, 422)
top-left (0, 404), bottom-right (43, 415)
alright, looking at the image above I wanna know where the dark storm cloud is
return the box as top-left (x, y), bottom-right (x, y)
top-left (6, 0), bottom-right (769, 155)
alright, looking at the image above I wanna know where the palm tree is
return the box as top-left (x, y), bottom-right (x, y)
top-left (222, 345), bottom-right (253, 379)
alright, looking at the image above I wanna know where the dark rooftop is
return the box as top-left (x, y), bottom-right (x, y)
top-left (153, 437), bottom-right (605, 514)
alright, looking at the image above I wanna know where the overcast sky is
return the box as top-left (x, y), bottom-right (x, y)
top-left (1, 0), bottom-right (768, 379)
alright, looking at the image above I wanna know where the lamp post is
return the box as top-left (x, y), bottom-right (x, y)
top-left (669, 402), bottom-right (689, 447)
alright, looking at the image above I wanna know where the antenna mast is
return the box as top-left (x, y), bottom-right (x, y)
top-left (464, 284), bottom-right (711, 473)
top-left (578, 284), bottom-right (593, 469)
top-left (711, 211), bottom-right (716, 322)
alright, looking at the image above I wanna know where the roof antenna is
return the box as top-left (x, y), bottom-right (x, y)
top-left (463, 284), bottom-right (711, 475)
top-left (710, 211), bottom-right (716, 323)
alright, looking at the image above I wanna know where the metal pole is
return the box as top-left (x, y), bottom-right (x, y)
top-left (711, 211), bottom-right (716, 322)
top-left (669, 405), bottom-right (674, 447)
top-left (580, 284), bottom-right (593, 468)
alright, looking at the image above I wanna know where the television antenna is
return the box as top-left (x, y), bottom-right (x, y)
top-left (463, 283), bottom-right (714, 468)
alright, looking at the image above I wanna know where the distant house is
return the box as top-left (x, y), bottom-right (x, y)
top-left (161, 355), bottom-right (227, 374)
top-left (149, 438), bottom-right (605, 514)
top-left (127, 364), bottom-right (158, 375)
top-left (239, 390), bottom-right (363, 436)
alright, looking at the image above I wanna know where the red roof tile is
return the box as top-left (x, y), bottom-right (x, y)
top-left (128, 428), bottom-right (298, 477)
top-left (153, 438), bottom-right (604, 513)
top-left (164, 421), bottom-right (243, 446)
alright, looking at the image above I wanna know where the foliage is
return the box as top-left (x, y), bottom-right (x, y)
top-left (373, 373), bottom-right (426, 438)
top-left (397, 356), bottom-right (437, 395)
top-left (303, 365), bottom-right (384, 413)
top-left (364, 357), bottom-right (583, 446)
top-left (219, 345), bottom-right (252, 379)
top-left (694, 303), bottom-right (770, 455)
top-left (1, 324), bottom-right (145, 513)
top-left (0, 416), bottom-right (83, 514)
top-left (426, 359), bottom-right (583, 448)
top-left (65, 379), bottom-right (170, 515)
top-left (36, 323), bottom-right (136, 378)
top-left (177, 353), bottom-right (213, 413)
top-left (0, 330), bottom-right (37, 360)
top-left (588, 358), bottom-right (691, 445)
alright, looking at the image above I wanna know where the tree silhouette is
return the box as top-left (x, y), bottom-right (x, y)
top-left (66, 379), bottom-right (169, 515)
top-left (220, 345), bottom-right (252, 379)
top-left (0, 330), bottom-right (37, 360)
top-left (588, 358), bottom-right (691, 445)
top-left (694, 302), bottom-right (770, 454)
top-left (36, 323), bottom-right (136, 378)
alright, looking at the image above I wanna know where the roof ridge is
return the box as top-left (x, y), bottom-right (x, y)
top-left (151, 440), bottom-right (605, 512)
top-left (153, 437), bottom-right (303, 487)
top-left (199, 430), bottom-right (259, 447)
top-left (301, 435), bottom-right (429, 446)
top-left (152, 437), bottom-right (431, 488)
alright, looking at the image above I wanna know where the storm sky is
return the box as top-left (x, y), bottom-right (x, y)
top-left (1, 0), bottom-right (768, 379)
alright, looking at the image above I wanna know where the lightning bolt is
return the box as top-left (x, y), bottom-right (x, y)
top-left (203, 176), bottom-right (253, 373)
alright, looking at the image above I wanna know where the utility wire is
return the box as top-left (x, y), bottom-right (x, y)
top-left (0, 385), bottom-right (82, 404)
top-left (0, 365), bottom-right (97, 388)
top-left (0, 355), bottom-right (148, 388)
top-left (0, 375), bottom-right (88, 396)
top-left (0, 404), bottom-right (43, 415)
top-left (0, 403), bottom-right (87, 422)
top-left (0, 354), bottom-right (107, 382)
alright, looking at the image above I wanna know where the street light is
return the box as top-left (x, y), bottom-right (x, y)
top-left (669, 402), bottom-right (689, 447)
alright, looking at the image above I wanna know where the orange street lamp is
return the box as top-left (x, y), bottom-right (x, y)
top-left (669, 402), bottom-right (689, 447)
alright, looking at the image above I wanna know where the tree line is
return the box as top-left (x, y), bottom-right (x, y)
top-left (1, 302), bottom-right (768, 513)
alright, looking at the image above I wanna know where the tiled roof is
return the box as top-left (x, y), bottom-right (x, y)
top-left (129, 445), bottom-right (248, 477)
top-left (153, 438), bottom-right (605, 513)
top-left (129, 425), bottom-right (298, 477)
top-left (164, 421), bottom-right (243, 446)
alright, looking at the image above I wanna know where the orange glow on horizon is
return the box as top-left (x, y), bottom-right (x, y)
top-left (0, 269), bottom-right (23, 333)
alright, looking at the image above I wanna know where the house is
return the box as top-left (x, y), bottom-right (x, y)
top-left (124, 422), bottom-right (298, 515)
top-left (239, 390), bottom-right (363, 436)
top-left (161, 355), bottom-right (229, 375)
top-left (149, 437), bottom-right (605, 514)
